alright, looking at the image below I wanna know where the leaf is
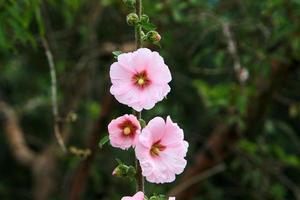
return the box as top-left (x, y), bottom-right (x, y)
top-left (139, 21), bottom-right (156, 31)
top-left (112, 50), bottom-right (123, 59)
top-left (98, 135), bottom-right (109, 148)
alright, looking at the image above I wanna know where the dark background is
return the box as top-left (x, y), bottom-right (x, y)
top-left (0, 0), bottom-right (299, 199)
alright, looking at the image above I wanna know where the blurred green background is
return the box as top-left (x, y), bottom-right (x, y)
top-left (0, 0), bottom-right (300, 199)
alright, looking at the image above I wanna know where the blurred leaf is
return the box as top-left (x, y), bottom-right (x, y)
top-left (99, 135), bottom-right (110, 148)
top-left (139, 21), bottom-right (156, 31)
top-left (112, 50), bottom-right (123, 59)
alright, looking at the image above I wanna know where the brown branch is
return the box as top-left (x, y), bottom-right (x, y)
top-left (222, 21), bottom-right (241, 72)
top-left (0, 101), bottom-right (37, 166)
top-left (168, 163), bottom-right (226, 197)
top-left (32, 146), bottom-right (57, 200)
top-left (41, 37), bottom-right (66, 153)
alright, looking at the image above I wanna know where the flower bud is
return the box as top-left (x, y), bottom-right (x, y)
top-left (126, 13), bottom-right (139, 26)
top-left (141, 14), bottom-right (149, 23)
top-left (112, 164), bottom-right (128, 177)
top-left (146, 31), bottom-right (161, 43)
top-left (112, 164), bottom-right (136, 179)
top-left (112, 167), bottom-right (122, 177)
top-left (123, 0), bottom-right (136, 7)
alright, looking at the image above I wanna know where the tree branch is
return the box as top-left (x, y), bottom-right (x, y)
top-left (168, 163), bottom-right (226, 197)
top-left (0, 101), bottom-right (37, 166)
top-left (41, 37), bottom-right (66, 152)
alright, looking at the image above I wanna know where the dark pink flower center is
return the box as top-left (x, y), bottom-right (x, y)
top-left (118, 119), bottom-right (138, 137)
top-left (132, 70), bottom-right (151, 89)
top-left (150, 141), bottom-right (166, 157)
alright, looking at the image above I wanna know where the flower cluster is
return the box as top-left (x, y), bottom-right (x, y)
top-left (108, 48), bottom-right (188, 199)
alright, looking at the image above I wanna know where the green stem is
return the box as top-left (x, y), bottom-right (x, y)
top-left (134, 0), bottom-right (144, 193)
top-left (135, 0), bottom-right (142, 49)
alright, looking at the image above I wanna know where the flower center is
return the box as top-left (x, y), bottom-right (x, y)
top-left (150, 142), bottom-right (166, 157)
top-left (118, 119), bottom-right (138, 137)
top-left (132, 70), bottom-right (150, 89)
top-left (123, 126), bottom-right (131, 135)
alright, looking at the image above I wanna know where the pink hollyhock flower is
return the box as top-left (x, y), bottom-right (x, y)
top-left (121, 191), bottom-right (144, 200)
top-left (135, 116), bottom-right (188, 183)
top-left (108, 114), bottom-right (141, 150)
top-left (110, 48), bottom-right (172, 111)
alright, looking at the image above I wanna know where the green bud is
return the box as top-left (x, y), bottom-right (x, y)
top-left (112, 164), bottom-right (136, 179)
top-left (112, 164), bottom-right (128, 177)
top-left (141, 14), bottom-right (149, 23)
top-left (123, 0), bottom-right (136, 7)
top-left (146, 31), bottom-right (161, 43)
top-left (126, 13), bottom-right (139, 26)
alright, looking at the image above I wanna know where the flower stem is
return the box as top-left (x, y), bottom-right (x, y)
top-left (135, 0), bottom-right (142, 49)
top-left (134, 0), bottom-right (144, 193)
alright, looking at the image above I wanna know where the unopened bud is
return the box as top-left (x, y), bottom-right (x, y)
top-left (126, 13), bottom-right (139, 26)
top-left (146, 31), bottom-right (161, 43)
top-left (112, 164), bottom-right (128, 177)
top-left (112, 167), bottom-right (122, 177)
top-left (141, 14), bottom-right (149, 23)
top-left (112, 164), bottom-right (136, 179)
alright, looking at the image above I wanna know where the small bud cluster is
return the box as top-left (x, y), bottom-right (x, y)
top-left (112, 162), bottom-right (136, 180)
top-left (127, 13), bottom-right (139, 26)
top-left (124, 2), bottom-right (161, 46)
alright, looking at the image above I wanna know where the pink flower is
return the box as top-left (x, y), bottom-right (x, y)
top-left (108, 114), bottom-right (141, 150)
top-left (169, 198), bottom-right (175, 200)
top-left (135, 116), bottom-right (188, 183)
top-left (110, 48), bottom-right (172, 111)
top-left (121, 191), bottom-right (144, 200)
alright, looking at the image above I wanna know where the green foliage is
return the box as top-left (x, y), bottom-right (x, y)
top-left (0, 0), bottom-right (299, 199)
top-left (99, 135), bottom-right (110, 148)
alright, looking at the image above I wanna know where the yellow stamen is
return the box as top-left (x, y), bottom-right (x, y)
top-left (137, 78), bottom-right (145, 85)
top-left (150, 146), bottom-right (161, 156)
top-left (123, 127), bottom-right (131, 135)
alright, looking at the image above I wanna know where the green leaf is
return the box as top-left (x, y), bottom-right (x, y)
top-left (98, 135), bottom-right (109, 148)
top-left (112, 50), bottom-right (123, 59)
top-left (139, 21), bottom-right (156, 31)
